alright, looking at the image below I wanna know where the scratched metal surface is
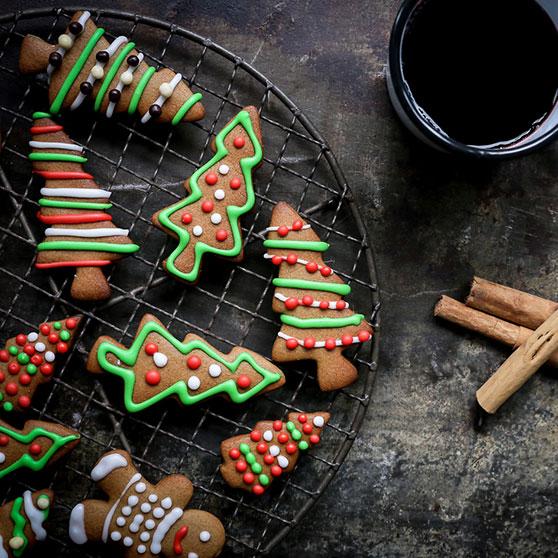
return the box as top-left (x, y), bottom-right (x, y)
top-left (2, 1), bottom-right (558, 557)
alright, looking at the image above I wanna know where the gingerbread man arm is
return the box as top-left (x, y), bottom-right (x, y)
top-left (153, 474), bottom-right (194, 510)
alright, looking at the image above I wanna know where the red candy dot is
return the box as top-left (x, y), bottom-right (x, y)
top-left (0, 435), bottom-right (8, 446)
top-left (284, 298), bottom-right (298, 310)
top-left (277, 225), bottom-right (289, 237)
top-left (285, 338), bottom-right (299, 350)
top-left (229, 448), bottom-right (241, 460)
top-left (0, 350), bottom-right (9, 362)
top-left (236, 375), bottom-right (251, 389)
top-left (320, 266), bottom-right (332, 277)
top-left (66, 318), bottom-right (78, 329)
top-left (286, 443), bottom-right (297, 454)
top-left (40, 364), bottom-right (53, 376)
top-left (252, 484), bottom-right (265, 496)
top-left (278, 432), bottom-right (288, 444)
top-left (40, 324), bottom-right (50, 335)
top-left (8, 362), bottom-right (20, 375)
top-left (306, 262), bottom-right (318, 273)
top-left (292, 220), bottom-right (303, 231)
top-left (19, 374), bottom-right (31, 386)
top-left (145, 370), bottom-right (161, 386)
top-left (235, 460), bottom-right (247, 472)
top-left (0, 372), bottom-right (4, 383)
top-left (181, 213), bottom-right (193, 224)
top-left (298, 414), bottom-right (307, 423)
top-left (256, 442), bottom-right (267, 454)
top-left (16, 334), bottom-right (26, 346)
top-left (5, 382), bottom-right (18, 396)
top-left (286, 254), bottom-right (298, 265)
top-left (342, 334), bottom-right (354, 346)
top-left (302, 295), bottom-right (314, 306)
top-left (271, 255), bottom-right (283, 266)
top-left (233, 136), bottom-right (245, 148)
top-left (303, 423), bottom-right (313, 434)
top-left (48, 333), bottom-right (59, 344)
top-left (18, 395), bottom-right (31, 408)
top-left (230, 177), bottom-right (241, 189)
top-left (201, 200), bottom-right (214, 213)
top-left (56, 342), bottom-right (68, 353)
top-left (310, 434), bottom-right (321, 444)
top-left (250, 430), bottom-right (262, 442)
top-left (31, 354), bottom-right (43, 365)
top-left (303, 337), bottom-right (315, 349)
top-left (264, 454), bottom-right (275, 465)
top-left (243, 472), bottom-right (254, 485)
top-left (273, 420), bottom-right (283, 431)
top-left (145, 343), bottom-right (158, 356)
top-left (358, 330), bottom-right (371, 342)
top-left (271, 465), bottom-right (282, 477)
top-left (336, 300), bottom-right (346, 310)
top-left (205, 173), bottom-right (218, 185)
top-left (187, 355), bottom-right (201, 369)
top-left (319, 301), bottom-right (329, 310)
top-left (29, 443), bottom-right (41, 456)
top-left (215, 229), bottom-right (228, 242)
top-left (325, 338), bottom-right (337, 350)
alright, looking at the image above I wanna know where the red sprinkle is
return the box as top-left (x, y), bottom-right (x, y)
top-left (230, 177), bottom-right (241, 189)
top-left (320, 266), bottom-right (332, 276)
top-left (145, 370), bottom-right (161, 386)
top-left (29, 443), bottom-right (42, 456)
top-left (278, 432), bottom-right (288, 444)
top-left (286, 338), bottom-right (299, 350)
top-left (23, 344), bottom-right (35, 356)
top-left (243, 472), bottom-right (255, 485)
top-left (181, 213), bottom-right (193, 224)
top-left (286, 443), bottom-right (297, 454)
top-left (0, 435), bottom-right (8, 446)
top-left (277, 225), bottom-right (289, 237)
top-left (19, 374), bottom-right (31, 386)
top-left (341, 334), bottom-right (354, 346)
top-left (16, 334), bottom-right (26, 346)
top-left (303, 423), bottom-right (313, 434)
top-left (271, 255), bottom-right (283, 266)
top-left (5, 382), bottom-right (18, 396)
top-left (310, 434), bottom-right (321, 444)
top-left (306, 262), bottom-right (318, 273)
top-left (252, 484), bottom-right (265, 495)
top-left (40, 363), bottom-right (53, 376)
top-left (40, 324), bottom-right (51, 335)
top-left (303, 337), bottom-right (315, 349)
top-left (285, 298), bottom-right (298, 310)
top-left (256, 442), bottom-right (267, 454)
top-left (0, 372), bottom-right (4, 383)
top-left (235, 460), bottom-right (247, 472)
top-left (250, 430), bottom-right (261, 442)
top-left (187, 355), bottom-right (201, 369)
top-left (358, 330), bottom-right (371, 342)
top-left (233, 136), bottom-right (245, 148)
top-left (0, 350), bottom-right (9, 362)
top-left (302, 295), bottom-right (314, 306)
top-left (292, 220), bottom-right (303, 231)
top-left (336, 300), bottom-right (346, 310)
top-left (205, 172), bottom-right (218, 185)
top-left (18, 395), bottom-right (31, 408)
top-left (56, 342), bottom-right (69, 353)
top-left (215, 229), bottom-right (228, 242)
top-left (298, 414), bottom-right (307, 423)
top-left (236, 374), bottom-right (251, 389)
top-left (66, 318), bottom-right (78, 329)
top-left (48, 333), bottom-right (59, 344)
top-left (31, 354), bottom-right (43, 365)
top-left (273, 420), bottom-right (283, 431)
top-left (319, 301), bottom-right (329, 310)
top-left (229, 448), bottom-right (241, 460)
top-left (201, 200), bottom-right (214, 213)
top-left (145, 343), bottom-right (158, 356)
top-left (286, 254), bottom-right (298, 265)
top-left (325, 338), bottom-right (337, 350)
top-left (8, 362), bottom-right (20, 375)
top-left (270, 465), bottom-right (282, 477)
top-left (264, 454), bottom-right (275, 465)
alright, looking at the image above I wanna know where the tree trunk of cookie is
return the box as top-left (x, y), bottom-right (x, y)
top-left (316, 352), bottom-right (358, 391)
top-left (71, 267), bottom-right (111, 301)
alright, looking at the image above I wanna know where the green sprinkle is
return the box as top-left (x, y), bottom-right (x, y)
top-left (239, 443), bottom-right (250, 455)
top-left (17, 353), bottom-right (29, 365)
top-left (60, 330), bottom-right (70, 341)
top-left (27, 364), bottom-right (37, 375)
top-left (33, 111), bottom-right (52, 119)
top-left (246, 453), bottom-right (256, 465)
top-left (259, 474), bottom-right (270, 486)
top-left (8, 346), bottom-right (18, 356)
top-left (171, 92), bottom-right (203, 125)
top-left (29, 153), bottom-right (88, 164)
top-left (286, 421), bottom-right (295, 432)
top-left (291, 430), bottom-right (302, 441)
top-left (54, 322), bottom-right (62, 330)
top-left (128, 66), bottom-right (155, 115)
top-left (298, 441), bottom-right (309, 451)
top-left (3, 402), bottom-right (13, 412)
top-left (251, 462), bottom-right (262, 474)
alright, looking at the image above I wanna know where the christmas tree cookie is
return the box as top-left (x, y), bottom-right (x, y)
top-left (152, 106), bottom-right (263, 283)
top-left (29, 114), bottom-right (139, 301)
top-left (0, 316), bottom-right (81, 413)
top-left (264, 203), bottom-right (373, 391)
top-left (86, 314), bottom-right (285, 413)
top-left (19, 11), bottom-right (204, 124)
top-left (0, 419), bottom-right (79, 480)
top-left (0, 489), bottom-right (53, 558)
top-left (69, 449), bottom-right (225, 557)
top-left (220, 411), bottom-right (330, 495)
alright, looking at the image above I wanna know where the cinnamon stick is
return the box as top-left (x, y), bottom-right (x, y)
top-left (466, 276), bottom-right (557, 330)
top-left (477, 308), bottom-right (558, 413)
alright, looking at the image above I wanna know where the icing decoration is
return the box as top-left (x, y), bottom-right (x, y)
top-left (264, 253), bottom-right (333, 275)
top-left (150, 507), bottom-right (183, 554)
top-left (0, 536), bottom-right (7, 558)
top-left (263, 239), bottom-right (329, 251)
top-left (28, 141), bottom-right (84, 152)
top-left (35, 260), bottom-right (112, 269)
top-left (32, 170), bottom-right (94, 180)
top-left (129, 66), bottom-right (155, 114)
top-left (29, 152), bottom-right (87, 163)
top-left (69, 503), bottom-right (88, 544)
top-left (173, 525), bottom-right (188, 555)
top-left (141, 72), bottom-right (181, 124)
top-left (36, 240), bottom-right (139, 253)
top-left (274, 292), bottom-right (348, 310)
top-left (154, 109), bottom-right (262, 282)
top-left (91, 452), bottom-right (128, 481)
top-left (23, 491), bottom-right (48, 540)
top-left (9, 497), bottom-right (29, 557)
top-left (44, 227), bottom-right (129, 237)
top-left (107, 52), bottom-right (144, 117)
top-left (92, 318), bottom-right (284, 412)
top-left (37, 212), bottom-right (112, 224)
top-left (29, 125), bottom-right (63, 134)
top-left (277, 331), bottom-right (371, 349)
top-left (272, 278), bottom-right (351, 295)
top-left (39, 187), bottom-right (111, 198)
top-left (265, 223), bottom-right (310, 234)
top-left (280, 313), bottom-right (365, 329)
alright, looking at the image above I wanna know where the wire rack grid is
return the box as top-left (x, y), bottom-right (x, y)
top-left (0, 6), bottom-right (380, 557)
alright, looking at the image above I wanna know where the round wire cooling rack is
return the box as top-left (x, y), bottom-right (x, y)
top-left (0, 7), bottom-right (381, 557)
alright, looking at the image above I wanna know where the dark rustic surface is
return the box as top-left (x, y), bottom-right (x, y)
top-left (6, 1), bottom-right (558, 556)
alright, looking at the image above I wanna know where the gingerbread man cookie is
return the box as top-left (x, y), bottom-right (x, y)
top-left (264, 203), bottom-right (373, 391)
top-left (152, 106), bottom-right (263, 283)
top-left (19, 11), bottom-right (204, 124)
top-left (86, 314), bottom-right (284, 413)
top-left (69, 449), bottom-right (225, 557)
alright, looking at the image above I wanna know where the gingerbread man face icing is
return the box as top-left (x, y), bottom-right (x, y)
top-left (69, 449), bottom-right (225, 558)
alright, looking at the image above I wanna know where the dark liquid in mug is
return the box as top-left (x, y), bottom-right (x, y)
top-left (402, 0), bottom-right (558, 147)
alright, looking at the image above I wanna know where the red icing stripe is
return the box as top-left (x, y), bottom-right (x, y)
top-left (173, 526), bottom-right (188, 555)
top-left (33, 170), bottom-right (94, 180)
top-left (36, 212), bottom-right (113, 224)
top-left (30, 125), bottom-right (63, 134)
top-left (35, 260), bottom-right (112, 269)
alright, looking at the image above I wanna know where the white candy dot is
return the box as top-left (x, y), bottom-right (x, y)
top-left (0, 452), bottom-right (5, 464)
top-left (58, 33), bottom-right (73, 49)
top-left (214, 189), bottom-right (225, 200)
top-left (27, 332), bottom-right (38, 342)
top-left (218, 164), bottom-right (229, 175)
top-left (122, 506), bottom-right (132, 516)
top-left (45, 351), bottom-right (55, 363)
top-left (188, 553), bottom-right (199, 558)
top-left (121, 70), bottom-right (134, 85)
top-left (111, 531), bottom-right (122, 541)
top-left (187, 376), bottom-right (201, 390)
top-left (153, 352), bottom-right (168, 368)
top-left (210, 213), bottom-right (222, 225)
top-left (116, 516), bottom-right (126, 527)
top-left (269, 445), bottom-right (280, 457)
top-left (153, 507), bottom-right (164, 519)
top-left (159, 82), bottom-right (173, 98)
top-left (199, 531), bottom-right (211, 543)
top-left (313, 416), bottom-right (325, 428)
top-left (140, 531), bottom-right (150, 542)
top-left (128, 495), bottom-right (138, 506)
top-left (123, 536), bottom-right (133, 547)
top-left (148, 494), bottom-right (158, 503)
top-left (277, 455), bottom-right (289, 468)
top-left (161, 497), bottom-right (172, 509)
top-left (91, 64), bottom-right (104, 79)
top-left (263, 430), bottom-right (273, 442)
top-left (140, 503), bottom-right (151, 513)
top-left (35, 342), bottom-right (46, 352)
top-left (137, 545), bottom-right (146, 554)
top-left (192, 225), bottom-right (203, 237)
top-left (208, 363), bottom-right (222, 378)
top-left (145, 519), bottom-right (155, 529)
top-left (9, 537), bottom-right (24, 550)
top-left (135, 482), bottom-right (147, 493)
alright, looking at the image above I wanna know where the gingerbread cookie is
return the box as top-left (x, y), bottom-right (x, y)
top-left (19, 11), bottom-right (204, 124)
top-left (264, 203), bottom-right (373, 391)
top-left (29, 114), bottom-right (139, 301)
top-left (0, 489), bottom-right (54, 558)
top-left (86, 314), bottom-right (284, 413)
top-left (220, 411), bottom-right (330, 495)
top-left (69, 449), bottom-right (225, 557)
top-left (0, 419), bottom-right (79, 479)
top-left (152, 106), bottom-right (263, 283)
top-left (0, 316), bottom-right (81, 413)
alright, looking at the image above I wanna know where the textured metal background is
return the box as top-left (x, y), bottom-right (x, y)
top-left (0, 7), bottom-right (380, 556)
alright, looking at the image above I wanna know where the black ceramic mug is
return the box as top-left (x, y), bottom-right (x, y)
top-left (387, 0), bottom-right (558, 158)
